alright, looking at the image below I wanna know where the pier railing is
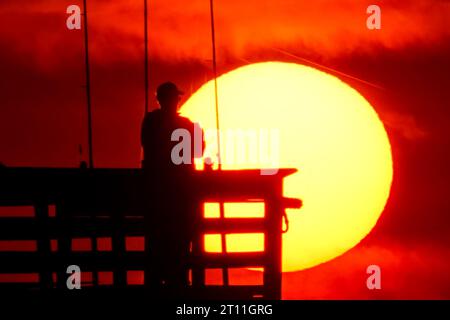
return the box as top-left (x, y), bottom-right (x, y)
top-left (0, 167), bottom-right (300, 299)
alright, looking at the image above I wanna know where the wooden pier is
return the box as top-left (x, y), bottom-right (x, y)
top-left (0, 167), bottom-right (300, 299)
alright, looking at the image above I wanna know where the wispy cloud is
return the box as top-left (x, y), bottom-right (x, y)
top-left (381, 111), bottom-right (428, 140)
top-left (1, 0), bottom-right (450, 68)
top-left (282, 241), bottom-right (450, 299)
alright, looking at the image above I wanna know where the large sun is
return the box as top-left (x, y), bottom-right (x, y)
top-left (179, 61), bottom-right (393, 272)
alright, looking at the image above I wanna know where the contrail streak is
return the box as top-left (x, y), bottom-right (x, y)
top-left (272, 47), bottom-right (385, 91)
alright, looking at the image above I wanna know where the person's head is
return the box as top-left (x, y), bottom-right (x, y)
top-left (156, 82), bottom-right (184, 113)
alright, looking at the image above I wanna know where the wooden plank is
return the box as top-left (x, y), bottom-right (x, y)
top-left (192, 200), bottom-right (206, 287)
top-left (184, 285), bottom-right (266, 300)
top-left (0, 168), bottom-right (296, 207)
top-left (34, 202), bottom-right (53, 289)
top-left (0, 252), bottom-right (147, 272)
top-left (0, 218), bottom-right (145, 239)
top-left (111, 213), bottom-right (127, 288)
top-left (200, 218), bottom-right (265, 233)
top-left (41, 285), bottom-right (266, 299)
top-left (191, 252), bottom-right (266, 268)
top-left (0, 217), bottom-right (270, 239)
top-left (263, 185), bottom-right (284, 299)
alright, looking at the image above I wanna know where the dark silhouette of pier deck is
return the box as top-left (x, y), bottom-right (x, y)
top-left (0, 167), bottom-right (300, 299)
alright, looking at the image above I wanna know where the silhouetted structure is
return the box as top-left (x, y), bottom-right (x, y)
top-left (0, 167), bottom-right (300, 299)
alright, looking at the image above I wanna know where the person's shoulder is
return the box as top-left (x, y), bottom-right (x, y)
top-left (175, 115), bottom-right (197, 128)
top-left (178, 115), bottom-right (194, 124)
top-left (147, 109), bottom-right (162, 118)
top-left (143, 109), bottom-right (162, 123)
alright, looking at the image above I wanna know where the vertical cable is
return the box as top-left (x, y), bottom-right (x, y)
top-left (144, 0), bottom-right (149, 114)
top-left (209, 0), bottom-right (222, 170)
top-left (83, 0), bottom-right (94, 169)
top-left (209, 0), bottom-right (229, 286)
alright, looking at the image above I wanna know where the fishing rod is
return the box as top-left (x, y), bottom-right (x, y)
top-left (83, 0), bottom-right (94, 169)
top-left (82, 0), bottom-right (98, 287)
top-left (209, 0), bottom-right (229, 286)
top-left (144, 0), bottom-right (149, 114)
top-left (210, 0), bottom-right (222, 170)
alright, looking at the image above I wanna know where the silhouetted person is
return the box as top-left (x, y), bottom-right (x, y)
top-left (141, 82), bottom-right (204, 297)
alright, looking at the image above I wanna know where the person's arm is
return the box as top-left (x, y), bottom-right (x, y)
top-left (141, 114), bottom-right (147, 147)
top-left (193, 122), bottom-right (205, 159)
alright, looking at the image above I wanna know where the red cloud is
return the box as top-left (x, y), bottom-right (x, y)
top-left (1, 0), bottom-right (450, 69)
top-left (282, 241), bottom-right (450, 299)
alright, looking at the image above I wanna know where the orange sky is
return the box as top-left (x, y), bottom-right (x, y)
top-left (1, 0), bottom-right (450, 67)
